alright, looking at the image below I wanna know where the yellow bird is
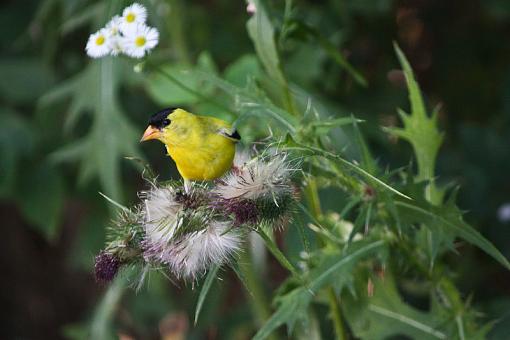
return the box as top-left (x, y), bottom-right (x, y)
top-left (140, 108), bottom-right (240, 188)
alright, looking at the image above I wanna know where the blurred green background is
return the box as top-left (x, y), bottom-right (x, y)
top-left (1, 0), bottom-right (510, 338)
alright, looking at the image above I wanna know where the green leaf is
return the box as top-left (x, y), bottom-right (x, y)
top-left (396, 200), bottom-right (510, 270)
top-left (16, 162), bottom-right (65, 241)
top-left (345, 274), bottom-right (448, 340)
top-left (352, 116), bottom-right (377, 174)
top-left (224, 54), bottom-right (262, 87)
top-left (0, 58), bottom-right (56, 104)
top-left (284, 137), bottom-right (411, 200)
top-left (284, 20), bottom-right (367, 87)
top-left (306, 116), bottom-right (365, 136)
top-left (247, 0), bottom-right (286, 87)
top-left (254, 240), bottom-right (386, 339)
top-left (194, 264), bottom-right (220, 325)
top-left (309, 240), bottom-right (385, 290)
top-left (385, 44), bottom-right (444, 203)
top-left (253, 287), bottom-right (312, 340)
top-left (146, 52), bottom-right (218, 106)
top-left (195, 71), bottom-right (298, 132)
top-left (0, 108), bottom-right (34, 197)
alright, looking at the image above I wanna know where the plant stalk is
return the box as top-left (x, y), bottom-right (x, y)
top-left (304, 177), bottom-right (348, 340)
top-left (328, 288), bottom-right (347, 340)
top-left (239, 248), bottom-right (277, 340)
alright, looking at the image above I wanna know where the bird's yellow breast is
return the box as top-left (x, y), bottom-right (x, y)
top-left (160, 110), bottom-right (236, 180)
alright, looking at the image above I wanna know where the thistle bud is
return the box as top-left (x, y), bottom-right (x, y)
top-left (94, 251), bottom-right (121, 283)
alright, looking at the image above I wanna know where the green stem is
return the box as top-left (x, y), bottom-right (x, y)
top-left (328, 288), bottom-right (347, 340)
top-left (238, 249), bottom-right (278, 340)
top-left (304, 177), bottom-right (348, 339)
top-left (304, 178), bottom-right (322, 217)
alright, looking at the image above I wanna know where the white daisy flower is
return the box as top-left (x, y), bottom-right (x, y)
top-left (105, 15), bottom-right (122, 37)
top-left (108, 36), bottom-right (125, 56)
top-left (120, 3), bottom-right (148, 34)
top-left (85, 28), bottom-right (111, 58)
top-left (122, 24), bottom-right (159, 58)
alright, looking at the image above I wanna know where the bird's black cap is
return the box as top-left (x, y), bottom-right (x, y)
top-left (148, 107), bottom-right (175, 129)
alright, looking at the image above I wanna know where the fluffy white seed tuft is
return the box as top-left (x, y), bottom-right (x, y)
top-left (141, 185), bottom-right (240, 279)
top-left (214, 152), bottom-right (295, 200)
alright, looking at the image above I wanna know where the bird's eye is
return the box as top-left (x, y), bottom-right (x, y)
top-left (162, 119), bottom-right (171, 127)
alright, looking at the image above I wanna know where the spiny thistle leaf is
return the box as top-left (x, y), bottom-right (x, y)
top-left (344, 274), bottom-right (448, 340)
top-left (254, 240), bottom-right (386, 339)
top-left (253, 287), bottom-right (312, 340)
top-left (396, 199), bottom-right (510, 270)
top-left (385, 43), bottom-right (444, 204)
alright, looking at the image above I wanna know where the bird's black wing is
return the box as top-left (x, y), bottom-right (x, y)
top-left (218, 128), bottom-right (241, 142)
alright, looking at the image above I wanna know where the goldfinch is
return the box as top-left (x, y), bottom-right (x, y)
top-left (140, 108), bottom-right (240, 186)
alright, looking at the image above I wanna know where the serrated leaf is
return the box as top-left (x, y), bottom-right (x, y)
top-left (253, 287), bottom-right (312, 340)
top-left (254, 240), bottom-right (385, 339)
top-left (387, 44), bottom-right (444, 204)
top-left (194, 264), bottom-right (220, 325)
top-left (396, 200), bottom-right (510, 270)
top-left (345, 274), bottom-right (447, 340)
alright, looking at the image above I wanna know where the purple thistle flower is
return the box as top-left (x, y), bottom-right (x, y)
top-left (94, 251), bottom-right (120, 283)
top-left (217, 198), bottom-right (260, 226)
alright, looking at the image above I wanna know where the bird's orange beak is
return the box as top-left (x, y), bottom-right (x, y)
top-left (140, 125), bottom-right (161, 142)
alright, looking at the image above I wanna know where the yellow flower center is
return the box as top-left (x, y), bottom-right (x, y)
top-left (126, 13), bottom-right (135, 22)
top-left (95, 35), bottom-right (105, 46)
top-left (135, 36), bottom-right (146, 47)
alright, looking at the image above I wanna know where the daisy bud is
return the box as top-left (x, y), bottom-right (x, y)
top-left (94, 251), bottom-right (121, 283)
top-left (246, 1), bottom-right (257, 14)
